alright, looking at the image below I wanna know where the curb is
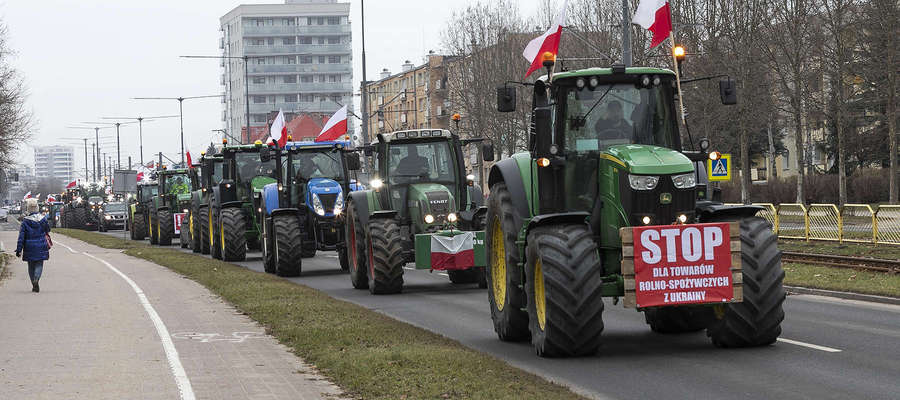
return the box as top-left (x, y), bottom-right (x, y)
top-left (785, 285), bottom-right (900, 306)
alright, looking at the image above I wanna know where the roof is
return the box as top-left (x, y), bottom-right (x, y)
top-left (547, 67), bottom-right (675, 82)
top-left (374, 129), bottom-right (452, 144)
top-left (284, 140), bottom-right (351, 151)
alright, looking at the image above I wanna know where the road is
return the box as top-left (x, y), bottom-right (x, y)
top-left (100, 229), bottom-right (900, 400)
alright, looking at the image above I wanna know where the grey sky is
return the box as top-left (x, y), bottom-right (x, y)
top-left (0, 0), bottom-right (541, 176)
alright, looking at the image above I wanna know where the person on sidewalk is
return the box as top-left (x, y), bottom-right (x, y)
top-left (15, 198), bottom-right (51, 293)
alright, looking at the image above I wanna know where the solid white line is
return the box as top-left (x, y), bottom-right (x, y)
top-left (778, 338), bottom-right (842, 353)
top-left (56, 241), bottom-right (80, 254)
top-left (80, 251), bottom-right (196, 400)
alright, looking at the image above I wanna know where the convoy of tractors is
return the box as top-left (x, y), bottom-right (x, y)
top-left (45, 61), bottom-right (785, 358)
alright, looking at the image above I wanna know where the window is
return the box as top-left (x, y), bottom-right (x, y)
top-left (301, 75), bottom-right (313, 83)
top-left (251, 38), bottom-right (265, 46)
top-left (783, 151), bottom-right (790, 170)
top-left (283, 18), bottom-right (295, 26)
top-left (299, 56), bottom-right (312, 64)
top-left (299, 36), bottom-right (312, 44)
top-left (284, 56), bottom-right (296, 64)
top-left (328, 56), bottom-right (340, 63)
top-left (253, 96), bottom-right (267, 104)
top-left (308, 17), bottom-right (325, 25)
top-left (269, 96), bottom-right (276, 103)
top-left (317, 37), bottom-right (325, 45)
top-left (283, 75), bottom-right (296, 83)
top-left (267, 38), bottom-right (274, 45)
top-left (300, 94), bottom-right (313, 102)
top-left (282, 37), bottom-right (295, 45)
top-left (284, 94), bottom-right (297, 103)
top-left (253, 114), bottom-right (267, 123)
top-left (329, 74), bottom-right (339, 83)
top-left (330, 94), bottom-right (342, 102)
top-left (327, 17), bottom-right (340, 25)
top-left (256, 58), bottom-right (266, 65)
top-left (327, 36), bottom-right (340, 44)
top-left (318, 56), bottom-right (326, 64)
top-left (256, 19), bottom-right (264, 27)
top-left (252, 77), bottom-right (265, 84)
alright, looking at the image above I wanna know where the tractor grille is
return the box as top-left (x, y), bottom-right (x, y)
top-left (425, 191), bottom-right (451, 215)
top-left (318, 193), bottom-right (338, 213)
top-left (624, 174), bottom-right (695, 225)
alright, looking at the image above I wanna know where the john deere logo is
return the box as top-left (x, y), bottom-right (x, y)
top-left (660, 193), bottom-right (672, 204)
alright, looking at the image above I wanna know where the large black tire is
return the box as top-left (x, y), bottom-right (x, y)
top-left (273, 214), bottom-right (302, 277)
top-left (448, 269), bottom-right (478, 284)
top-left (133, 213), bottom-right (147, 240)
top-left (157, 210), bottom-right (173, 246)
top-left (262, 217), bottom-right (275, 274)
top-left (644, 306), bottom-right (714, 334)
top-left (301, 242), bottom-right (317, 258)
top-left (210, 206), bottom-right (222, 260)
top-left (219, 207), bottom-right (246, 261)
top-left (707, 217), bottom-right (786, 347)
top-left (525, 224), bottom-right (604, 357)
top-left (366, 218), bottom-right (404, 294)
top-left (199, 208), bottom-right (210, 254)
top-left (149, 212), bottom-right (159, 245)
top-left (180, 214), bottom-right (190, 249)
top-left (346, 200), bottom-right (368, 289)
top-left (485, 183), bottom-right (530, 341)
top-left (191, 208), bottom-right (201, 252)
top-left (338, 246), bottom-right (349, 272)
top-left (74, 208), bottom-right (88, 230)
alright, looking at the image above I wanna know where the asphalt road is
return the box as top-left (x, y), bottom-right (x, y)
top-left (98, 229), bottom-right (900, 400)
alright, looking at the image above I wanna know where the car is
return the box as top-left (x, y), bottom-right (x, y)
top-left (99, 202), bottom-right (128, 231)
top-left (0, 207), bottom-right (8, 222)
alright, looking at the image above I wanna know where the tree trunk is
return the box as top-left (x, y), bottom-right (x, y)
top-left (794, 101), bottom-right (805, 204)
top-left (741, 124), bottom-right (750, 204)
top-left (890, 74), bottom-right (897, 204)
top-left (837, 112), bottom-right (847, 206)
top-left (768, 121), bottom-right (776, 179)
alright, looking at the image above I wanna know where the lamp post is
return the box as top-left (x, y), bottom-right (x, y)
top-left (66, 125), bottom-right (115, 181)
top-left (81, 121), bottom-right (137, 172)
top-left (133, 95), bottom-right (223, 165)
top-left (181, 55), bottom-right (252, 143)
top-left (101, 115), bottom-right (178, 165)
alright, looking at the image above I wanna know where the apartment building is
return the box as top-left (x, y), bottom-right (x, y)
top-left (34, 145), bottom-right (75, 183)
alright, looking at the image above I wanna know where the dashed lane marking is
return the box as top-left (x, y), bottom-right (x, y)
top-left (778, 338), bottom-right (842, 353)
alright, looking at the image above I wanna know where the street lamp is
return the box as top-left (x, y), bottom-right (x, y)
top-left (80, 121), bottom-right (137, 171)
top-left (100, 115), bottom-right (178, 165)
top-left (66, 124), bottom-right (115, 181)
top-left (181, 55), bottom-right (251, 144)
top-left (133, 95), bottom-right (223, 165)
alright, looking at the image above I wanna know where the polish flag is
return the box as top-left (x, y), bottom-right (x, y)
top-left (47, 195), bottom-right (56, 202)
top-left (428, 232), bottom-right (476, 271)
top-left (315, 105), bottom-right (348, 142)
top-left (186, 150), bottom-right (194, 169)
top-left (136, 172), bottom-right (144, 182)
top-left (23, 191), bottom-right (31, 199)
top-left (633, 0), bottom-right (673, 49)
top-left (269, 109), bottom-right (287, 147)
top-left (522, 0), bottom-right (568, 78)
top-left (66, 180), bottom-right (77, 189)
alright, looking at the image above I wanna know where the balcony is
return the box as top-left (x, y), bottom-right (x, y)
top-left (244, 43), bottom-right (351, 55)
top-left (250, 101), bottom-right (343, 114)
top-left (247, 63), bottom-right (351, 75)
top-left (249, 82), bottom-right (352, 94)
top-left (242, 24), bottom-right (351, 36)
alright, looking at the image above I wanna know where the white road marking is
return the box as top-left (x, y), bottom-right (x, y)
top-left (56, 241), bottom-right (80, 254)
top-left (79, 251), bottom-right (196, 400)
top-left (777, 338), bottom-right (842, 353)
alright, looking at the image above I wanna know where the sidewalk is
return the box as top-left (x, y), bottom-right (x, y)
top-left (0, 229), bottom-right (344, 400)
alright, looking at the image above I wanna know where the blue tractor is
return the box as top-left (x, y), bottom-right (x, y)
top-left (257, 139), bottom-right (361, 276)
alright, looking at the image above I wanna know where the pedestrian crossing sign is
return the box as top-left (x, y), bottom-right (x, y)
top-left (707, 154), bottom-right (732, 181)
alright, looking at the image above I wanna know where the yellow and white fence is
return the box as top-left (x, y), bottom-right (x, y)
top-left (726, 202), bottom-right (899, 245)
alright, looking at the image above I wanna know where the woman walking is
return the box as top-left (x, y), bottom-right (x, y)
top-left (15, 198), bottom-right (51, 293)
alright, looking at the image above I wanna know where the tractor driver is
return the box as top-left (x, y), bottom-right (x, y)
top-left (168, 175), bottom-right (189, 194)
top-left (295, 155), bottom-right (322, 181)
top-left (593, 100), bottom-right (632, 140)
top-left (394, 145), bottom-right (430, 178)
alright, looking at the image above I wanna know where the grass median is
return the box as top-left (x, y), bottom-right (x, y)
top-left (783, 263), bottom-right (900, 298)
top-left (56, 229), bottom-right (585, 400)
top-left (779, 239), bottom-right (900, 260)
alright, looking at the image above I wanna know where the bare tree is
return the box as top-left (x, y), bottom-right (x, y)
top-left (0, 20), bottom-right (34, 170)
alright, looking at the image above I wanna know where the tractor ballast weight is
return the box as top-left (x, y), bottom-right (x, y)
top-left (344, 129), bottom-right (494, 294)
top-left (486, 66), bottom-right (785, 357)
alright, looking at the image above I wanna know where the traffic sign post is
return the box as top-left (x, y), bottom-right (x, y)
top-left (707, 153), bottom-right (732, 181)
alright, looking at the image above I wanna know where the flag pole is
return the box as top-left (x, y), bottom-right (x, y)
top-left (666, 4), bottom-right (686, 126)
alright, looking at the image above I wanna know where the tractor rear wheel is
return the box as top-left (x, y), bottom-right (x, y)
top-left (525, 224), bottom-right (605, 357)
top-left (220, 208), bottom-right (247, 261)
top-left (262, 217), bottom-right (275, 274)
top-left (644, 306), bottom-right (714, 334)
top-left (485, 182), bottom-right (529, 341)
top-left (180, 215), bottom-right (190, 249)
top-left (74, 208), bottom-right (88, 230)
top-left (707, 217), bottom-right (785, 347)
top-left (199, 208), bottom-right (210, 254)
top-left (366, 218), bottom-right (404, 294)
top-left (133, 213), bottom-right (147, 240)
top-left (190, 208), bottom-right (200, 252)
top-left (301, 240), bottom-right (317, 258)
top-left (273, 214), bottom-right (302, 277)
top-left (338, 246), bottom-right (349, 272)
top-left (210, 206), bottom-right (222, 260)
top-left (158, 210), bottom-right (173, 246)
top-left (346, 200), bottom-right (368, 289)
top-left (149, 212), bottom-right (159, 244)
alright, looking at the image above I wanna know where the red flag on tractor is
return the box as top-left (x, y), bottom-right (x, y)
top-left (522, 0), bottom-right (568, 78)
top-left (65, 180), bottom-right (77, 189)
top-left (315, 105), bottom-right (348, 142)
top-left (269, 109), bottom-right (288, 147)
top-left (633, 0), bottom-right (673, 49)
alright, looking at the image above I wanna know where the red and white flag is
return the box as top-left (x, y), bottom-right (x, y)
top-left (47, 195), bottom-right (56, 202)
top-left (186, 150), bottom-right (194, 169)
top-left (429, 232), bottom-right (476, 271)
top-left (136, 171), bottom-right (144, 182)
top-left (269, 109), bottom-right (288, 147)
top-left (633, 0), bottom-right (673, 49)
top-left (23, 191), bottom-right (31, 200)
top-left (522, 0), bottom-right (569, 78)
top-left (315, 105), bottom-right (348, 142)
top-left (65, 180), bottom-right (77, 189)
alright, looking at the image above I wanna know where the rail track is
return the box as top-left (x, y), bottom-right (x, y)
top-left (781, 251), bottom-right (900, 273)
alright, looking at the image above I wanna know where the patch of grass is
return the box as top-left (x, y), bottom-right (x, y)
top-left (779, 239), bottom-right (900, 260)
top-left (784, 263), bottom-right (900, 298)
top-left (60, 229), bottom-right (584, 399)
top-left (54, 228), bottom-right (145, 249)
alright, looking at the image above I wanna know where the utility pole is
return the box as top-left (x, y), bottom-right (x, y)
top-left (102, 115), bottom-right (177, 166)
top-left (83, 139), bottom-right (89, 180)
top-left (360, 0), bottom-right (369, 145)
top-left (621, 0), bottom-right (632, 67)
top-left (133, 95), bottom-right (223, 163)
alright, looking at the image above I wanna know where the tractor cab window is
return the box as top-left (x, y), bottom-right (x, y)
top-left (291, 151), bottom-right (343, 182)
top-left (562, 82), bottom-right (678, 152)
top-left (235, 152), bottom-right (275, 182)
top-left (211, 162), bottom-right (224, 185)
top-left (167, 174), bottom-right (190, 194)
top-left (387, 141), bottom-right (455, 185)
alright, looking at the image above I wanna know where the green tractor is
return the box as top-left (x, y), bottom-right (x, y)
top-left (149, 168), bottom-right (192, 246)
top-left (345, 129), bottom-right (494, 294)
top-left (208, 140), bottom-right (276, 261)
top-left (486, 64), bottom-right (785, 357)
top-left (179, 167), bottom-right (202, 249)
top-left (128, 181), bottom-right (157, 240)
top-left (61, 183), bottom-right (105, 230)
top-left (188, 152), bottom-right (224, 254)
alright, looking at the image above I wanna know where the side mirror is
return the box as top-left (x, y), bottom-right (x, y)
top-left (363, 146), bottom-right (373, 157)
top-left (482, 141), bottom-right (495, 162)
top-left (719, 79), bottom-right (737, 105)
top-left (496, 86), bottom-right (516, 113)
top-left (346, 153), bottom-right (361, 171)
top-left (259, 146), bottom-right (271, 163)
top-left (699, 137), bottom-right (710, 152)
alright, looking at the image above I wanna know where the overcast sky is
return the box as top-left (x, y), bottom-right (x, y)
top-left (0, 0), bottom-right (542, 177)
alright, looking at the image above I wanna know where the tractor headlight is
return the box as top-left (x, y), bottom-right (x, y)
top-left (424, 214), bottom-right (435, 224)
top-left (628, 174), bottom-right (659, 190)
top-left (104, 215), bottom-right (112, 220)
top-left (370, 178), bottom-right (383, 189)
top-left (447, 213), bottom-right (458, 223)
top-left (333, 193), bottom-right (344, 216)
top-left (312, 193), bottom-right (325, 216)
top-left (672, 173), bottom-right (696, 189)
top-left (182, 209), bottom-right (189, 213)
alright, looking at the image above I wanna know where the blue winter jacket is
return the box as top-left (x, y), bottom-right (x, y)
top-left (16, 212), bottom-right (51, 262)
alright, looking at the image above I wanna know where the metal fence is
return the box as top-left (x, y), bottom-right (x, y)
top-left (725, 202), bottom-right (900, 245)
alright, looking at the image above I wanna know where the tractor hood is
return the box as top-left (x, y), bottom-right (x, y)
top-left (307, 177), bottom-right (341, 195)
top-left (306, 178), bottom-right (343, 217)
top-left (250, 175), bottom-right (277, 192)
top-left (408, 183), bottom-right (456, 227)
top-left (604, 144), bottom-right (694, 175)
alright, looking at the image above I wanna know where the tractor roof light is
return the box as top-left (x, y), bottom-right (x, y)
top-left (287, 135), bottom-right (293, 141)
top-left (452, 113), bottom-right (461, 122)
top-left (254, 140), bottom-right (263, 147)
top-left (222, 138), bottom-right (228, 145)
top-left (709, 151), bottom-right (722, 161)
top-left (466, 174), bottom-right (475, 186)
top-left (642, 216), bottom-right (652, 225)
top-left (541, 51), bottom-right (556, 68)
top-left (673, 45), bottom-right (686, 61)
top-left (576, 78), bottom-right (586, 89)
top-left (536, 158), bottom-right (551, 168)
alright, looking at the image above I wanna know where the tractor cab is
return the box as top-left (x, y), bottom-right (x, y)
top-left (282, 140), bottom-right (358, 217)
top-left (219, 142), bottom-right (277, 205)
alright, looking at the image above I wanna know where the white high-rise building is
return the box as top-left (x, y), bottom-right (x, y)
top-left (34, 145), bottom-right (75, 183)
top-left (220, 0), bottom-right (353, 143)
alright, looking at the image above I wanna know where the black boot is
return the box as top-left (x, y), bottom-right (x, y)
top-left (32, 281), bottom-right (38, 292)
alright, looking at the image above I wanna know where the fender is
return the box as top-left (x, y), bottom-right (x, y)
top-left (459, 205), bottom-right (488, 230)
top-left (696, 201), bottom-right (763, 222)
top-left (271, 207), bottom-right (301, 217)
top-left (221, 200), bottom-right (244, 209)
top-left (262, 183), bottom-right (280, 216)
top-left (526, 212), bottom-right (591, 236)
top-left (488, 157), bottom-right (531, 228)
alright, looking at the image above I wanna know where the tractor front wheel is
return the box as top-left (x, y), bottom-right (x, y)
top-left (346, 200), bottom-right (368, 289)
top-left (706, 217), bottom-right (785, 347)
top-left (220, 208), bottom-right (247, 261)
top-left (149, 212), bottom-right (159, 244)
top-left (366, 218), bottom-right (404, 294)
top-left (210, 207), bottom-right (222, 260)
top-left (191, 208), bottom-right (201, 252)
top-left (525, 224), bottom-right (605, 357)
top-left (158, 210), bottom-right (173, 246)
top-left (180, 215), bottom-right (190, 249)
top-left (485, 182), bottom-right (529, 341)
top-left (199, 208), bottom-right (210, 254)
top-left (273, 214), bottom-right (302, 277)
top-left (262, 217), bottom-right (275, 274)
top-left (448, 269), bottom-right (479, 284)
top-left (338, 246), bottom-right (349, 272)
